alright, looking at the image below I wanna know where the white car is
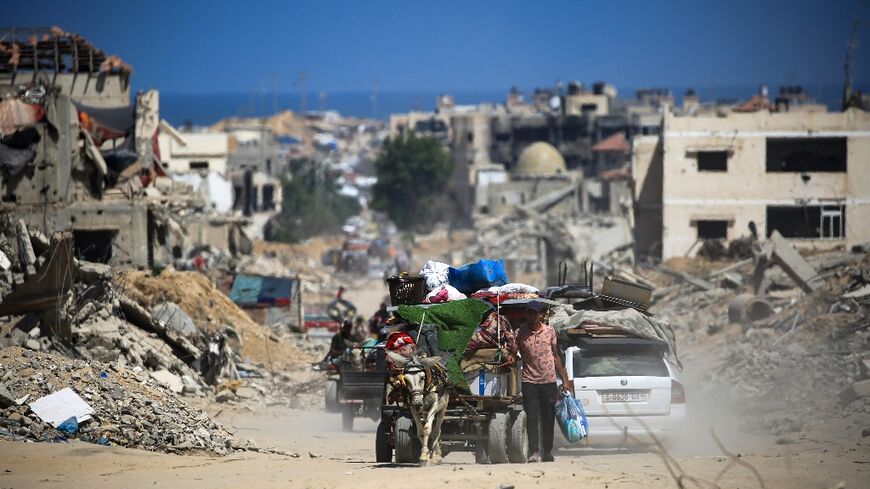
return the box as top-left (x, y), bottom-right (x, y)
top-left (565, 336), bottom-right (686, 446)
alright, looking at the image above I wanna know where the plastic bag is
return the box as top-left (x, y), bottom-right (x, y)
top-left (420, 260), bottom-right (450, 291)
top-left (555, 392), bottom-right (588, 443)
top-left (448, 259), bottom-right (509, 294)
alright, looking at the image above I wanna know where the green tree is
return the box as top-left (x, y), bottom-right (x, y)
top-left (265, 158), bottom-right (361, 243)
top-left (370, 133), bottom-right (453, 231)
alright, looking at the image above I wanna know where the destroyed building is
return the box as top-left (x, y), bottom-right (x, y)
top-left (0, 27), bottom-right (157, 267)
top-left (632, 107), bottom-right (870, 259)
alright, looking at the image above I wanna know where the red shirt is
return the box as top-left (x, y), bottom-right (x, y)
top-left (516, 323), bottom-right (557, 384)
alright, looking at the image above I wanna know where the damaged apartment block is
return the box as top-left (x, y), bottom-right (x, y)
top-left (632, 105), bottom-right (870, 259)
top-left (0, 27), bottom-right (243, 269)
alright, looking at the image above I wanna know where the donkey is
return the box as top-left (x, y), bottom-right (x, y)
top-left (387, 351), bottom-right (451, 465)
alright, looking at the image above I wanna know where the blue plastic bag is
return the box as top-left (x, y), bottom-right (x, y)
top-left (447, 259), bottom-right (509, 294)
top-left (555, 392), bottom-right (589, 443)
top-left (56, 416), bottom-right (79, 436)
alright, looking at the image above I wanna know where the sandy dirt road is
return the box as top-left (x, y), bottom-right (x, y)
top-left (1, 403), bottom-right (867, 489)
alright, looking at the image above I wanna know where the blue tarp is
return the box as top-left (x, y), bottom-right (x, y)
top-left (230, 275), bottom-right (297, 306)
top-left (230, 275), bottom-right (263, 305)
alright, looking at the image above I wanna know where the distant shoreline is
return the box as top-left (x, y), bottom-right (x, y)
top-left (157, 83), bottom-right (868, 127)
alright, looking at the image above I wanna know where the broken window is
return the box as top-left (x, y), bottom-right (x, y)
top-left (73, 230), bottom-right (115, 263)
top-left (581, 103), bottom-right (598, 113)
top-left (696, 220), bottom-right (728, 240)
top-left (262, 184), bottom-right (275, 211)
top-left (189, 161), bottom-right (209, 170)
top-left (766, 138), bottom-right (846, 172)
top-left (697, 151), bottom-right (728, 171)
top-left (766, 205), bottom-right (845, 239)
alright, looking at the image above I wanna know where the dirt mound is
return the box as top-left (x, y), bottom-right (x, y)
top-left (0, 347), bottom-right (245, 454)
top-left (115, 269), bottom-right (317, 369)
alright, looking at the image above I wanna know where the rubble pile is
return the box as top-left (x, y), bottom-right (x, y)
top-left (116, 269), bottom-right (318, 369)
top-left (0, 347), bottom-right (247, 454)
top-left (464, 209), bottom-right (634, 285)
top-left (650, 247), bottom-right (870, 437)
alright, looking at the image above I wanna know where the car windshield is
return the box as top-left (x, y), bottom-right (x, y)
top-left (573, 351), bottom-right (668, 377)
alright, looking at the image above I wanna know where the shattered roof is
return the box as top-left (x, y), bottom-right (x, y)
top-left (0, 26), bottom-right (131, 75)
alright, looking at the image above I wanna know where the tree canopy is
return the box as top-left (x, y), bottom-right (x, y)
top-left (265, 158), bottom-right (361, 243)
top-left (370, 133), bottom-right (453, 231)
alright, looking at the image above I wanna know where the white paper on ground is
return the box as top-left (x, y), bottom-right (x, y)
top-left (28, 387), bottom-right (94, 427)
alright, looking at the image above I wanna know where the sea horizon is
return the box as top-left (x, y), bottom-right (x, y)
top-left (157, 82), bottom-right (868, 128)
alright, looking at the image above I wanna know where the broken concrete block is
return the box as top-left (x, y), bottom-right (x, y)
top-left (152, 302), bottom-right (197, 336)
top-left (843, 285), bottom-right (870, 299)
top-left (768, 231), bottom-right (822, 292)
top-left (720, 272), bottom-right (744, 289)
top-left (75, 261), bottom-right (111, 283)
top-left (0, 249), bottom-right (9, 271)
top-left (149, 369), bottom-right (184, 393)
top-left (860, 359), bottom-right (870, 380)
top-left (15, 219), bottom-right (36, 276)
top-left (0, 382), bottom-right (16, 408)
top-left (839, 379), bottom-right (870, 405)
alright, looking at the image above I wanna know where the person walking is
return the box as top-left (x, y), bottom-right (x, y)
top-left (516, 301), bottom-right (572, 463)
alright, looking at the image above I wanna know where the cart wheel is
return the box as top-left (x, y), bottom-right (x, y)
top-left (375, 420), bottom-right (393, 463)
top-left (474, 443), bottom-right (490, 464)
top-left (342, 405), bottom-right (354, 431)
top-left (487, 413), bottom-right (510, 464)
top-left (507, 410), bottom-right (529, 463)
top-left (325, 379), bottom-right (339, 413)
top-left (394, 416), bottom-right (422, 463)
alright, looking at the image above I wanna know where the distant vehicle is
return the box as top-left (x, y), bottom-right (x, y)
top-left (304, 309), bottom-right (340, 337)
top-left (564, 336), bottom-right (686, 446)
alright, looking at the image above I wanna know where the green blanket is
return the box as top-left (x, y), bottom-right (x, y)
top-left (396, 299), bottom-right (491, 389)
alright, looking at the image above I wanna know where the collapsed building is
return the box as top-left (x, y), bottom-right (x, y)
top-left (0, 28), bottom-right (253, 269)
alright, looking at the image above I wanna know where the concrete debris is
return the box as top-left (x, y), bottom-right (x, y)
top-left (767, 230), bottom-right (823, 292)
top-left (152, 302), bottom-right (198, 337)
top-left (148, 369), bottom-right (184, 394)
top-left (839, 380), bottom-right (870, 406)
top-left (15, 219), bottom-right (36, 276)
top-left (651, 247), bottom-right (870, 438)
top-left (0, 347), bottom-right (250, 454)
top-left (843, 285), bottom-right (870, 299)
top-left (727, 294), bottom-right (775, 323)
top-left (0, 383), bottom-right (15, 408)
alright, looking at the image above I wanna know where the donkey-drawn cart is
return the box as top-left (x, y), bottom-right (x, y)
top-left (377, 391), bottom-right (529, 464)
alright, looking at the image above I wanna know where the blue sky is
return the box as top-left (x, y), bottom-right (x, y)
top-left (6, 0), bottom-right (869, 95)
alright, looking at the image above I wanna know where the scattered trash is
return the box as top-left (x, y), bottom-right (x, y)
top-left (56, 416), bottom-right (79, 436)
top-left (28, 388), bottom-right (94, 428)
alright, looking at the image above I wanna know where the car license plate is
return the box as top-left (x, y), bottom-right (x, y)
top-left (600, 391), bottom-right (648, 403)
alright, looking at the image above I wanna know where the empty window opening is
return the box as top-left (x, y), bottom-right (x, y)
top-left (766, 205), bottom-right (845, 239)
top-left (697, 220), bottom-right (728, 240)
top-left (581, 103), bottom-right (598, 113)
top-left (73, 230), bottom-right (115, 263)
top-left (697, 151), bottom-right (728, 171)
top-left (766, 138), bottom-right (846, 172)
top-left (262, 184), bottom-right (275, 211)
top-left (189, 161), bottom-right (209, 170)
